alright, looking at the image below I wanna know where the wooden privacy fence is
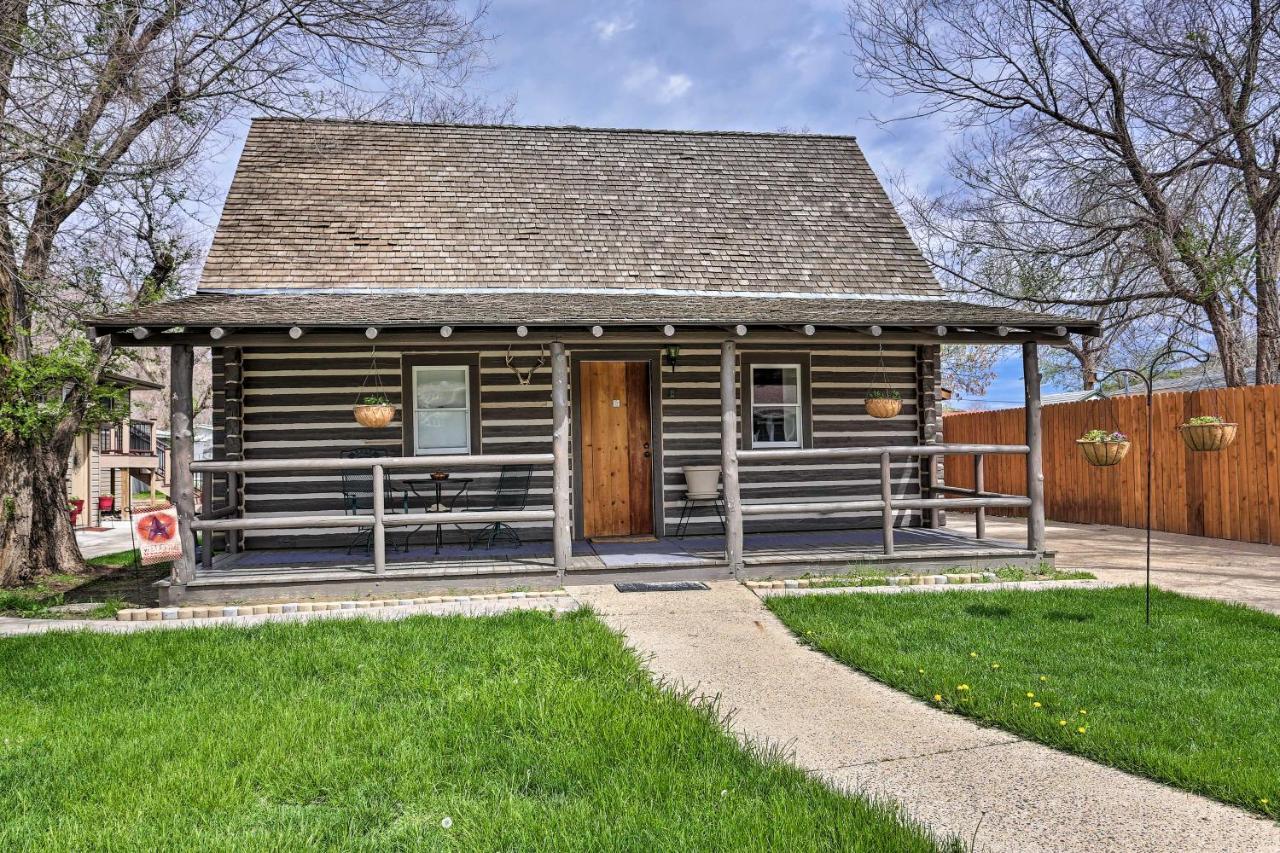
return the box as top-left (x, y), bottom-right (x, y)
top-left (943, 385), bottom-right (1280, 545)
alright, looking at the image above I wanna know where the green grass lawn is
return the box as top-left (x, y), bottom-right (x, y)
top-left (0, 610), bottom-right (948, 851)
top-left (0, 550), bottom-right (166, 616)
top-left (796, 564), bottom-right (1095, 588)
top-left (767, 587), bottom-right (1280, 818)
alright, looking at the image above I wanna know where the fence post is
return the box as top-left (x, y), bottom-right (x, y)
top-left (880, 451), bottom-right (894, 555)
top-left (720, 340), bottom-right (744, 576)
top-left (372, 463), bottom-right (386, 575)
top-left (550, 341), bottom-right (572, 580)
top-left (1023, 342), bottom-right (1046, 552)
top-left (973, 453), bottom-right (986, 540)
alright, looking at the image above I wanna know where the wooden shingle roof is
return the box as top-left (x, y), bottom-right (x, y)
top-left (90, 292), bottom-right (1096, 336)
top-left (200, 120), bottom-right (945, 299)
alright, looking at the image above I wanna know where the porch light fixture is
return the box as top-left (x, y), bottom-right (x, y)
top-left (664, 345), bottom-right (681, 375)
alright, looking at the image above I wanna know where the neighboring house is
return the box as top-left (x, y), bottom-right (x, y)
top-left (1041, 364), bottom-right (1254, 406)
top-left (66, 372), bottom-right (164, 527)
top-left (90, 120), bottom-right (1096, 604)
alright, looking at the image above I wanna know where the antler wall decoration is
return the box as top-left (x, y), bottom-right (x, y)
top-left (505, 344), bottom-right (547, 386)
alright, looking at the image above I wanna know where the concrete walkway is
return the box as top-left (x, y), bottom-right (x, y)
top-left (571, 581), bottom-right (1280, 853)
top-left (74, 524), bottom-right (136, 559)
top-left (949, 514), bottom-right (1280, 615)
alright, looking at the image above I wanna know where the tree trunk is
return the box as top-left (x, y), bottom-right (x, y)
top-left (1203, 299), bottom-right (1251, 387)
top-left (1255, 247), bottom-right (1280, 385)
top-left (1079, 346), bottom-right (1098, 390)
top-left (0, 434), bottom-right (86, 586)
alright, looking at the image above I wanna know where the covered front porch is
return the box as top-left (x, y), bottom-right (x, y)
top-left (83, 290), bottom-right (1094, 607)
top-left (168, 524), bottom-right (1041, 604)
top-left (145, 336), bottom-right (1050, 605)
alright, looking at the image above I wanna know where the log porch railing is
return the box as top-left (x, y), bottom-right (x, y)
top-left (191, 453), bottom-right (560, 576)
top-left (735, 444), bottom-right (1032, 558)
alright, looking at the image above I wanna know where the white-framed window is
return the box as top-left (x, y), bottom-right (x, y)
top-left (750, 364), bottom-right (802, 448)
top-left (411, 365), bottom-right (471, 455)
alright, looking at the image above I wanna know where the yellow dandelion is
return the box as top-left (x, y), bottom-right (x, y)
top-left (991, 663), bottom-right (1001, 669)
top-left (1039, 675), bottom-right (1048, 682)
top-left (969, 652), bottom-right (978, 658)
top-left (1058, 720), bottom-right (1067, 726)
top-left (918, 669), bottom-right (925, 674)
top-left (1026, 692), bottom-right (1035, 698)
top-left (956, 684), bottom-right (970, 691)
top-left (1033, 702), bottom-right (1042, 708)
top-left (1077, 726), bottom-right (1087, 734)
top-left (933, 694), bottom-right (942, 702)
top-left (1079, 709), bottom-right (1088, 715)
top-left (1261, 798), bottom-right (1270, 806)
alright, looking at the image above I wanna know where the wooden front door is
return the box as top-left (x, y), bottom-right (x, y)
top-left (579, 360), bottom-right (654, 538)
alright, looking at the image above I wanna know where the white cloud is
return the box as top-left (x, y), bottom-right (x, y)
top-left (593, 16), bottom-right (635, 42)
top-left (623, 62), bottom-right (693, 103)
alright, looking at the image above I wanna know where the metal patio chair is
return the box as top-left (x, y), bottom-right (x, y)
top-left (338, 448), bottom-right (408, 555)
top-left (468, 464), bottom-right (534, 550)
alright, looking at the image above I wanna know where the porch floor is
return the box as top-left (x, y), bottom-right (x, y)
top-left (192, 525), bottom-right (1041, 590)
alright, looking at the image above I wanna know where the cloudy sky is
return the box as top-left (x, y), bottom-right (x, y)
top-left (208, 0), bottom-right (1041, 402)
top-left (481, 0), bottom-right (951, 189)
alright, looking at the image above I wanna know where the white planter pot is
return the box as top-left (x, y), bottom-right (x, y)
top-left (682, 465), bottom-right (722, 499)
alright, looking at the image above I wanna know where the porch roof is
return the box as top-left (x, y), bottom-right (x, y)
top-left (90, 291), bottom-right (1098, 340)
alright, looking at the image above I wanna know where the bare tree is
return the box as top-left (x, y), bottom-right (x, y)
top-left (848, 0), bottom-right (1280, 386)
top-left (941, 345), bottom-right (1004, 399)
top-left (0, 0), bottom-right (498, 585)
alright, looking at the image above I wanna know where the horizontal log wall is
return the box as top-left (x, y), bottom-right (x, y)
top-left (213, 331), bottom-right (926, 548)
top-left (943, 385), bottom-right (1280, 545)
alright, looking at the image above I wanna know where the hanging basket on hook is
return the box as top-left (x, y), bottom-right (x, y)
top-left (865, 389), bottom-right (902, 419)
top-left (353, 344), bottom-right (395, 428)
top-left (1076, 429), bottom-right (1130, 467)
top-left (1177, 416), bottom-right (1237, 452)
top-left (354, 399), bottom-right (395, 428)
top-left (865, 344), bottom-right (902, 418)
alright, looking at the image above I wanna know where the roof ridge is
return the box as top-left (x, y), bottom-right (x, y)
top-left (248, 116), bottom-right (860, 142)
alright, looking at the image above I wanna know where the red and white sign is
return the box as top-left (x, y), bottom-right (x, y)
top-left (134, 503), bottom-right (183, 566)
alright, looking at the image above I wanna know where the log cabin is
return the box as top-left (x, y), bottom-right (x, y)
top-left (90, 120), bottom-right (1097, 604)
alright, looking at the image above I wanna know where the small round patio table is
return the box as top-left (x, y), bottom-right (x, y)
top-left (395, 475), bottom-right (473, 554)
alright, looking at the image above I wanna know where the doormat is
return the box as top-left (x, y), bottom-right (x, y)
top-left (614, 581), bottom-right (710, 593)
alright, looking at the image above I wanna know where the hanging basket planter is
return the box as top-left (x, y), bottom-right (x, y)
top-left (354, 397), bottom-right (395, 428)
top-left (1076, 430), bottom-right (1130, 467)
top-left (353, 342), bottom-right (394, 428)
top-left (865, 391), bottom-right (902, 419)
top-left (1177, 417), bottom-right (1237, 452)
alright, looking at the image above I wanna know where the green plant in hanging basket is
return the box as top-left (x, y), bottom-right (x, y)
top-left (1076, 429), bottom-right (1130, 467)
top-left (1177, 415), bottom-right (1237, 452)
top-left (864, 387), bottom-right (902, 419)
top-left (353, 394), bottom-right (395, 428)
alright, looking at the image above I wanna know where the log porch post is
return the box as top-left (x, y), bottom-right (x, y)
top-left (169, 344), bottom-right (198, 588)
top-left (550, 341), bottom-right (572, 579)
top-left (720, 340), bottom-right (744, 575)
top-left (1023, 342), bottom-right (1046, 552)
top-left (372, 464), bottom-right (386, 574)
top-left (880, 450), bottom-right (894, 555)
